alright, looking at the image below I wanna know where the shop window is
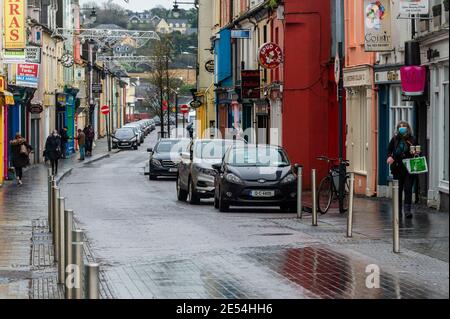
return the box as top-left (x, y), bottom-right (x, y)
top-left (389, 85), bottom-right (414, 141)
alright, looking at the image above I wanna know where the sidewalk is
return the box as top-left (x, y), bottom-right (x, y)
top-left (0, 138), bottom-right (115, 299)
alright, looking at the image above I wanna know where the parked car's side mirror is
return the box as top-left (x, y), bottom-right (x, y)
top-left (147, 148), bottom-right (153, 153)
top-left (212, 163), bottom-right (222, 172)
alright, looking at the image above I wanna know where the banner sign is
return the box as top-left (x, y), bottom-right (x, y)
top-left (4, 0), bottom-right (26, 49)
top-left (399, 0), bottom-right (429, 15)
top-left (364, 0), bottom-right (393, 52)
top-left (25, 47), bottom-right (42, 64)
top-left (258, 43), bottom-right (283, 69)
top-left (16, 64), bottom-right (40, 88)
top-left (3, 49), bottom-right (26, 64)
top-left (231, 30), bottom-right (251, 39)
top-left (241, 70), bottom-right (261, 99)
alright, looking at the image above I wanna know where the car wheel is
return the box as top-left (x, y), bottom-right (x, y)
top-left (187, 178), bottom-right (200, 204)
top-left (177, 175), bottom-right (188, 201)
top-left (218, 191), bottom-right (229, 212)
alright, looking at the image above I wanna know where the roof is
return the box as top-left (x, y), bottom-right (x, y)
top-left (94, 24), bottom-right (125, 30)
top-left (167, 19), bottom-right (189, 25)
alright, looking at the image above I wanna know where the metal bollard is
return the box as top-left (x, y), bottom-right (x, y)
top-left (57, 197), bottom-right (66, 284)
top-left (52, 185), bottom-right (59, 248)
top-left (72, 241), bottom-right (84, 299)
top-left (64, 210), bottom-right (74, 298)
top-left (297, 166), bottom-right (303, 219)
top-left (312, 169), bottom-right (318, 226)
top-left (392, 180), bottom-right (400, 253)
top-left (347, 173), bottom-right (355, 238)
top-left (85, 263), bottom-right (100, 299)
top-left (48, 170), bottom-right (53, 232)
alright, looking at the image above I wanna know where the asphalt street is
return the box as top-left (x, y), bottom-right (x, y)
top-left (59, 130), bottom-right (449, 299)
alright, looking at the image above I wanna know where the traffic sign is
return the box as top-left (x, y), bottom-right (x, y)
top-left (180, 104), bottom-right (190, 114)
top-left (101, 105), bottom-right (110, 115)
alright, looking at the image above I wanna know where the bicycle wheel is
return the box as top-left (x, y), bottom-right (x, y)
top-left (317, 176), bottom-right (333, 214)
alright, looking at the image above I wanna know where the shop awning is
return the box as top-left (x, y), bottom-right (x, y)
top-left (0, 91), bottom-right (15, 105)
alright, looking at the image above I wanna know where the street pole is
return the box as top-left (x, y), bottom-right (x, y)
top-left (175, 92), bottom-right (179, 133)
top-left (88, 41), bottom-right (94, 126)
top-left (166, 41), bottom-right (171, 139)
top-left (337, 42), bottom-right (346, 214)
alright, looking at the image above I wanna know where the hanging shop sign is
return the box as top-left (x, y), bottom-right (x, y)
top-left (364, 0), bottom-right (393, 52)
top-left (241, 70), bottom-right (261, 99)
top-left (4, 0), bottom-right (26, 49)
top-left (3, 49), bottom-right (26, 64)
top-left (258, 42), bottom-right (283, 69)
top-left (16, 64), bottom-right (40, 88)
top-left (0, 77), bottom-right (5, 92)
top-left (400, 66), bottom-right (426, 96)
top-left (28, 104), bottom-right (43, 114)
top-left (56, 93), bottom-right (67, 112)
top-left (205, 60), bottom-right (215, 73)
top-left (25, 47), bottom-right (42, 64)
top-left (399, 0), bottom-right (429, 15)
top-left (190, 100), bottom-right (203, 109)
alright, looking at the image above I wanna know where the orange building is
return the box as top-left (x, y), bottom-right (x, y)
top-left (343, 0), bottom-right (378, 196)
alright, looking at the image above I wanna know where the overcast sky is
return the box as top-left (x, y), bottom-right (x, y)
top-left (80, 0), bottom-right (174, 11)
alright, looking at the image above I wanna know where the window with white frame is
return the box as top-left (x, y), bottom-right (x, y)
top-left (389, 85), bottom-right (415, 141)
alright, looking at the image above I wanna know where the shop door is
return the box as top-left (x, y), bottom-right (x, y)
top-left (242, 104), bottom-right (253, 143)
top-left (218, 105), bottom-right (228, 139)
top-left (257, 115), bottom-right (269, 145)
top-left (56, 111), bottom-right (65, 133)
top-left (30, 119), bottom-right (40, 164)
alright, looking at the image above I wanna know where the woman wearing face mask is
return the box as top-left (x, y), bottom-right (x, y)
top-left (387, 121), bottom-right (419, 219)
top-left (45, 130), bottom-right (62, 175)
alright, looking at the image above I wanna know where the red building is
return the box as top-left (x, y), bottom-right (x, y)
top-left (282, 0), bottom-right (343, 188)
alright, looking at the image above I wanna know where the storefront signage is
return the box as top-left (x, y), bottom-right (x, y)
top-left (4, 0), bottom-right (26, 49)
top-left (231, 29), bottom-right (251, 39)
top-left (344, 68), bottom-right (372, 87)
top-left (375, 70), bottom-right (401, 83)
top-left (258, 42), bottom-right (283, 69)
top-left (16, 64), bottom-right (40, 88)
top-left (25, 47), bottom-right (42, 64)
top-left (399, 0), bottom-right (429, 15)
top-left (29, 104), bottom-right (43, 114)
top-left (92, 84), bottom-right (103, 93)
top-left (56, 93), bottom-right (67, 112)
top-left (3, 49), bottom-right (26, 64)
top-left (241, 70), bottom-right (261, 99)
top-left (205, 60), bottom-right (215, 73)
top-left (0, 77), bottom-right (5, 92)
top-left (400, 66), bottom-right (426, 96)
top-left (364, 0), bottom-right (393, 52)
top-left (254, 99), bottom-right (269, 115)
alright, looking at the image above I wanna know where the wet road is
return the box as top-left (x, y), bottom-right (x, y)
top-left (60, 130), bottom-right (448, 299)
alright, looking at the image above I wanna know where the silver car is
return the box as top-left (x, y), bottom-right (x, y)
top-left (177, 139), bottom-right (245, 204)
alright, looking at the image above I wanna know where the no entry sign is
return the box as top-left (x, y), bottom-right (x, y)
top-left (180, 104), bottom-right (190, 114)
top-left (101, 105), bottom-right (110, 115)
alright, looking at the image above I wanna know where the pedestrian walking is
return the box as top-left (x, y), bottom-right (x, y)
top-left (186, 122), bottom-right (194, 139)
top-left (9, 133), bottom-right (32, 186)
top-left (76, 129), bottom-right (86, 161)
top-left (59, 126), bottom-right (69, 159)
top-left (45, 130), bottom-right (62, 175)
top-left (84, 125), bottom-right (95, 157)
top-left (387, 121), bottom-right (420, 219)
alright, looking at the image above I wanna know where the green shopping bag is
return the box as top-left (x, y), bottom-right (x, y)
top-left (403, 157), bottom-right (428, 174)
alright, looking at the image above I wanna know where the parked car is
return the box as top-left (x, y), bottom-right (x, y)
top-left (124, 124), bottom-right (144, 144)
top-left (177, 139), bottom-right (246, 204)
top-left (153, 117), bottom-right (161, 126)
top-left (149, 119), bottom-right (156, 131)
top-left (147, 138), bottom-right (190, 180)
top-left (212, 144), bottom-right (298, 212)
top-left (112, 128), bottom-right (139, 150)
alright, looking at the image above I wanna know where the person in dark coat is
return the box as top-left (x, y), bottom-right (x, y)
top-left (387, 121), bottom-right (420, 219)
top-left (84, 125), bottom-right (95, 157)
top-left (59, 126), bottom-right (69, 159)
top-left (10, 133), bottom-right (32, 186)
top-left (45, 130), bottom-right (62, 175)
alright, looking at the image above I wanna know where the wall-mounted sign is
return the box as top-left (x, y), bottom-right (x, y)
top-left (241, 70), bottom-right (261, 99)
top-left (205, 60), bottom-right (215, 73)
top-left (344, 68), bottom-right (372, 87)
top-left (399, 0), bottom-right (429, 15)
top-left (29, 104), bottom-right (43, 114)
top-left (400, 66), bottom-right (426, 96)
top-left (190, 100), bottom-right (203, 109)
top-left (16, 64), bottom-right (40, 88)
top-left (4, 0), bottom-right (26, 49)
top-left (254, 99), bottom-right (269, 115)
top-left (25, 47), bottom-right (42, 64)
top-left (3, 49), bottom-right (26, 64)
top-left (364, 0), bottom-right (393, 52)
top-left (258, 43), bottom-right (283, 69)
top-left (92, 84), bottom-right (103, 93)
top-left (375, 69), bottom-right (401, 84)
top-left (231, 29), bottom-right (251, 39)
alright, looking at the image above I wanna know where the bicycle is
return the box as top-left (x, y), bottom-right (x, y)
top-left (316, 156), bottom-right (351, 214)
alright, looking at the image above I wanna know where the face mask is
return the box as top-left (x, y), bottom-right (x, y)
top-left (399, 127), bottom-right (408, 136)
